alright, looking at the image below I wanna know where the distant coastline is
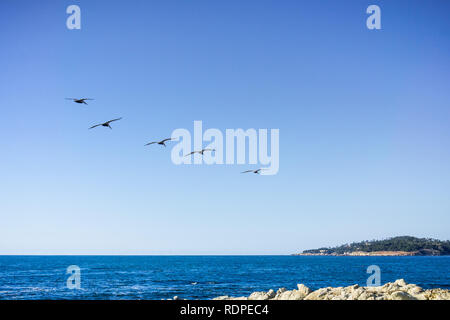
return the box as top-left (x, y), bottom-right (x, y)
top-left (293, 236), bottom-right (450, 256)
top-left (293, 250), bottom-right (441, 256)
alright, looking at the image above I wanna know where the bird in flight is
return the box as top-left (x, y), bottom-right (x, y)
top-left (241, 168), bottom-right (265, 174)
top-left (145, 138), bottom-right (173, 147)
top-left (184, 149), bottom-right (216, 157)
top-left (66, 98), bottom-right (94, 105)
top-left (89, 118), bottom-right (122, 129)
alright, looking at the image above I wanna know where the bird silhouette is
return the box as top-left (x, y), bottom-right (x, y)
top-left (145, 138), bottom-right (173, 147)
top-left (66, 98), bottom-right (94, 105)
top-left (241, 168), bottom-right (265, 174)
top-left (89, 118), bottom-right (122, 129)
top-left (184, 148), bottom-right (216, 157)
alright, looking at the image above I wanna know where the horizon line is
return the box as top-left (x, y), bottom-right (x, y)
top-left (0, 254), bottom-right (294, 256)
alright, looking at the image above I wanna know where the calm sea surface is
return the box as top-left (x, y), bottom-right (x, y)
top-left (0, 256), bottom-right (449, 300)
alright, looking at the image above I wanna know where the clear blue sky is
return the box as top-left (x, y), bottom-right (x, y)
top-left (0, 0), bottom-right (449, 254)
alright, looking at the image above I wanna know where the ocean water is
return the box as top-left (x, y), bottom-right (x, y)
top-left (0, 256), bottom-right (449, 300)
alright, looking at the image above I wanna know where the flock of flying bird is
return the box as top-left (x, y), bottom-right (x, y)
top-left (66, 98), bottom-right (265, 174)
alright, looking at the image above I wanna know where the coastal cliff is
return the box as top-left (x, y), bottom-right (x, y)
top-left (213, 279), bottom-right (450, 300)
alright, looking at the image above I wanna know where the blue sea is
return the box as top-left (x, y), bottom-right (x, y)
top-left (0, 256), bottom-right (449, 300)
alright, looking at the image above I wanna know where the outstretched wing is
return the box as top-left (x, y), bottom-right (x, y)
top-left (184, 151), bottom-right (195, 157)
top-left (161, 138), bottom-right (172, 143)
top-left (82, 98), bottom-right (94, 101)
top-left (105, 117), bottom-right (122, 124)
top-left (145, 142), bottom-right (157, 146)
top-left (241, 170), bottom-right (253, 173)
top-left (203, 148), bottom-right (215, 152)
top-left (89, 123), bottom-right (102, 129)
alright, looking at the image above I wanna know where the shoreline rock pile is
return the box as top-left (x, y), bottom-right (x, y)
top-left (213, 279), bottom-right (450, 300)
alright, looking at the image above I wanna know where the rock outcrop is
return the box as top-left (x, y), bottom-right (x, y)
top-left (213, 279), bottom-right (450, 300)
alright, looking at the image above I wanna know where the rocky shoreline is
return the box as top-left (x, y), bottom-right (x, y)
top-left (212, 279), bottom-right (450, 300)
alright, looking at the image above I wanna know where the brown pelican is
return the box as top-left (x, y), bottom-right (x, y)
top-left (66, 98), bottom-right (94, 105)
top-left (145, 138), bottom-right (173, 147)
top-left (184, 149), bottom-right (216, 157)
top-left (241, 168), bottom-right (265, 174)
top-left (89, 118), bottom-right (122, 129)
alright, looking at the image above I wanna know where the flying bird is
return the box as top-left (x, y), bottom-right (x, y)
top-left (241, 168), bottom-right (265, 174)
top-left (66, 98), bottom-right (94, 105)
top-left (184, 148), bottom-right (216, 157)
top-left (145, 138), bottom-right (173, 147)
top-left (89, 117), bottom-right (122, 129)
